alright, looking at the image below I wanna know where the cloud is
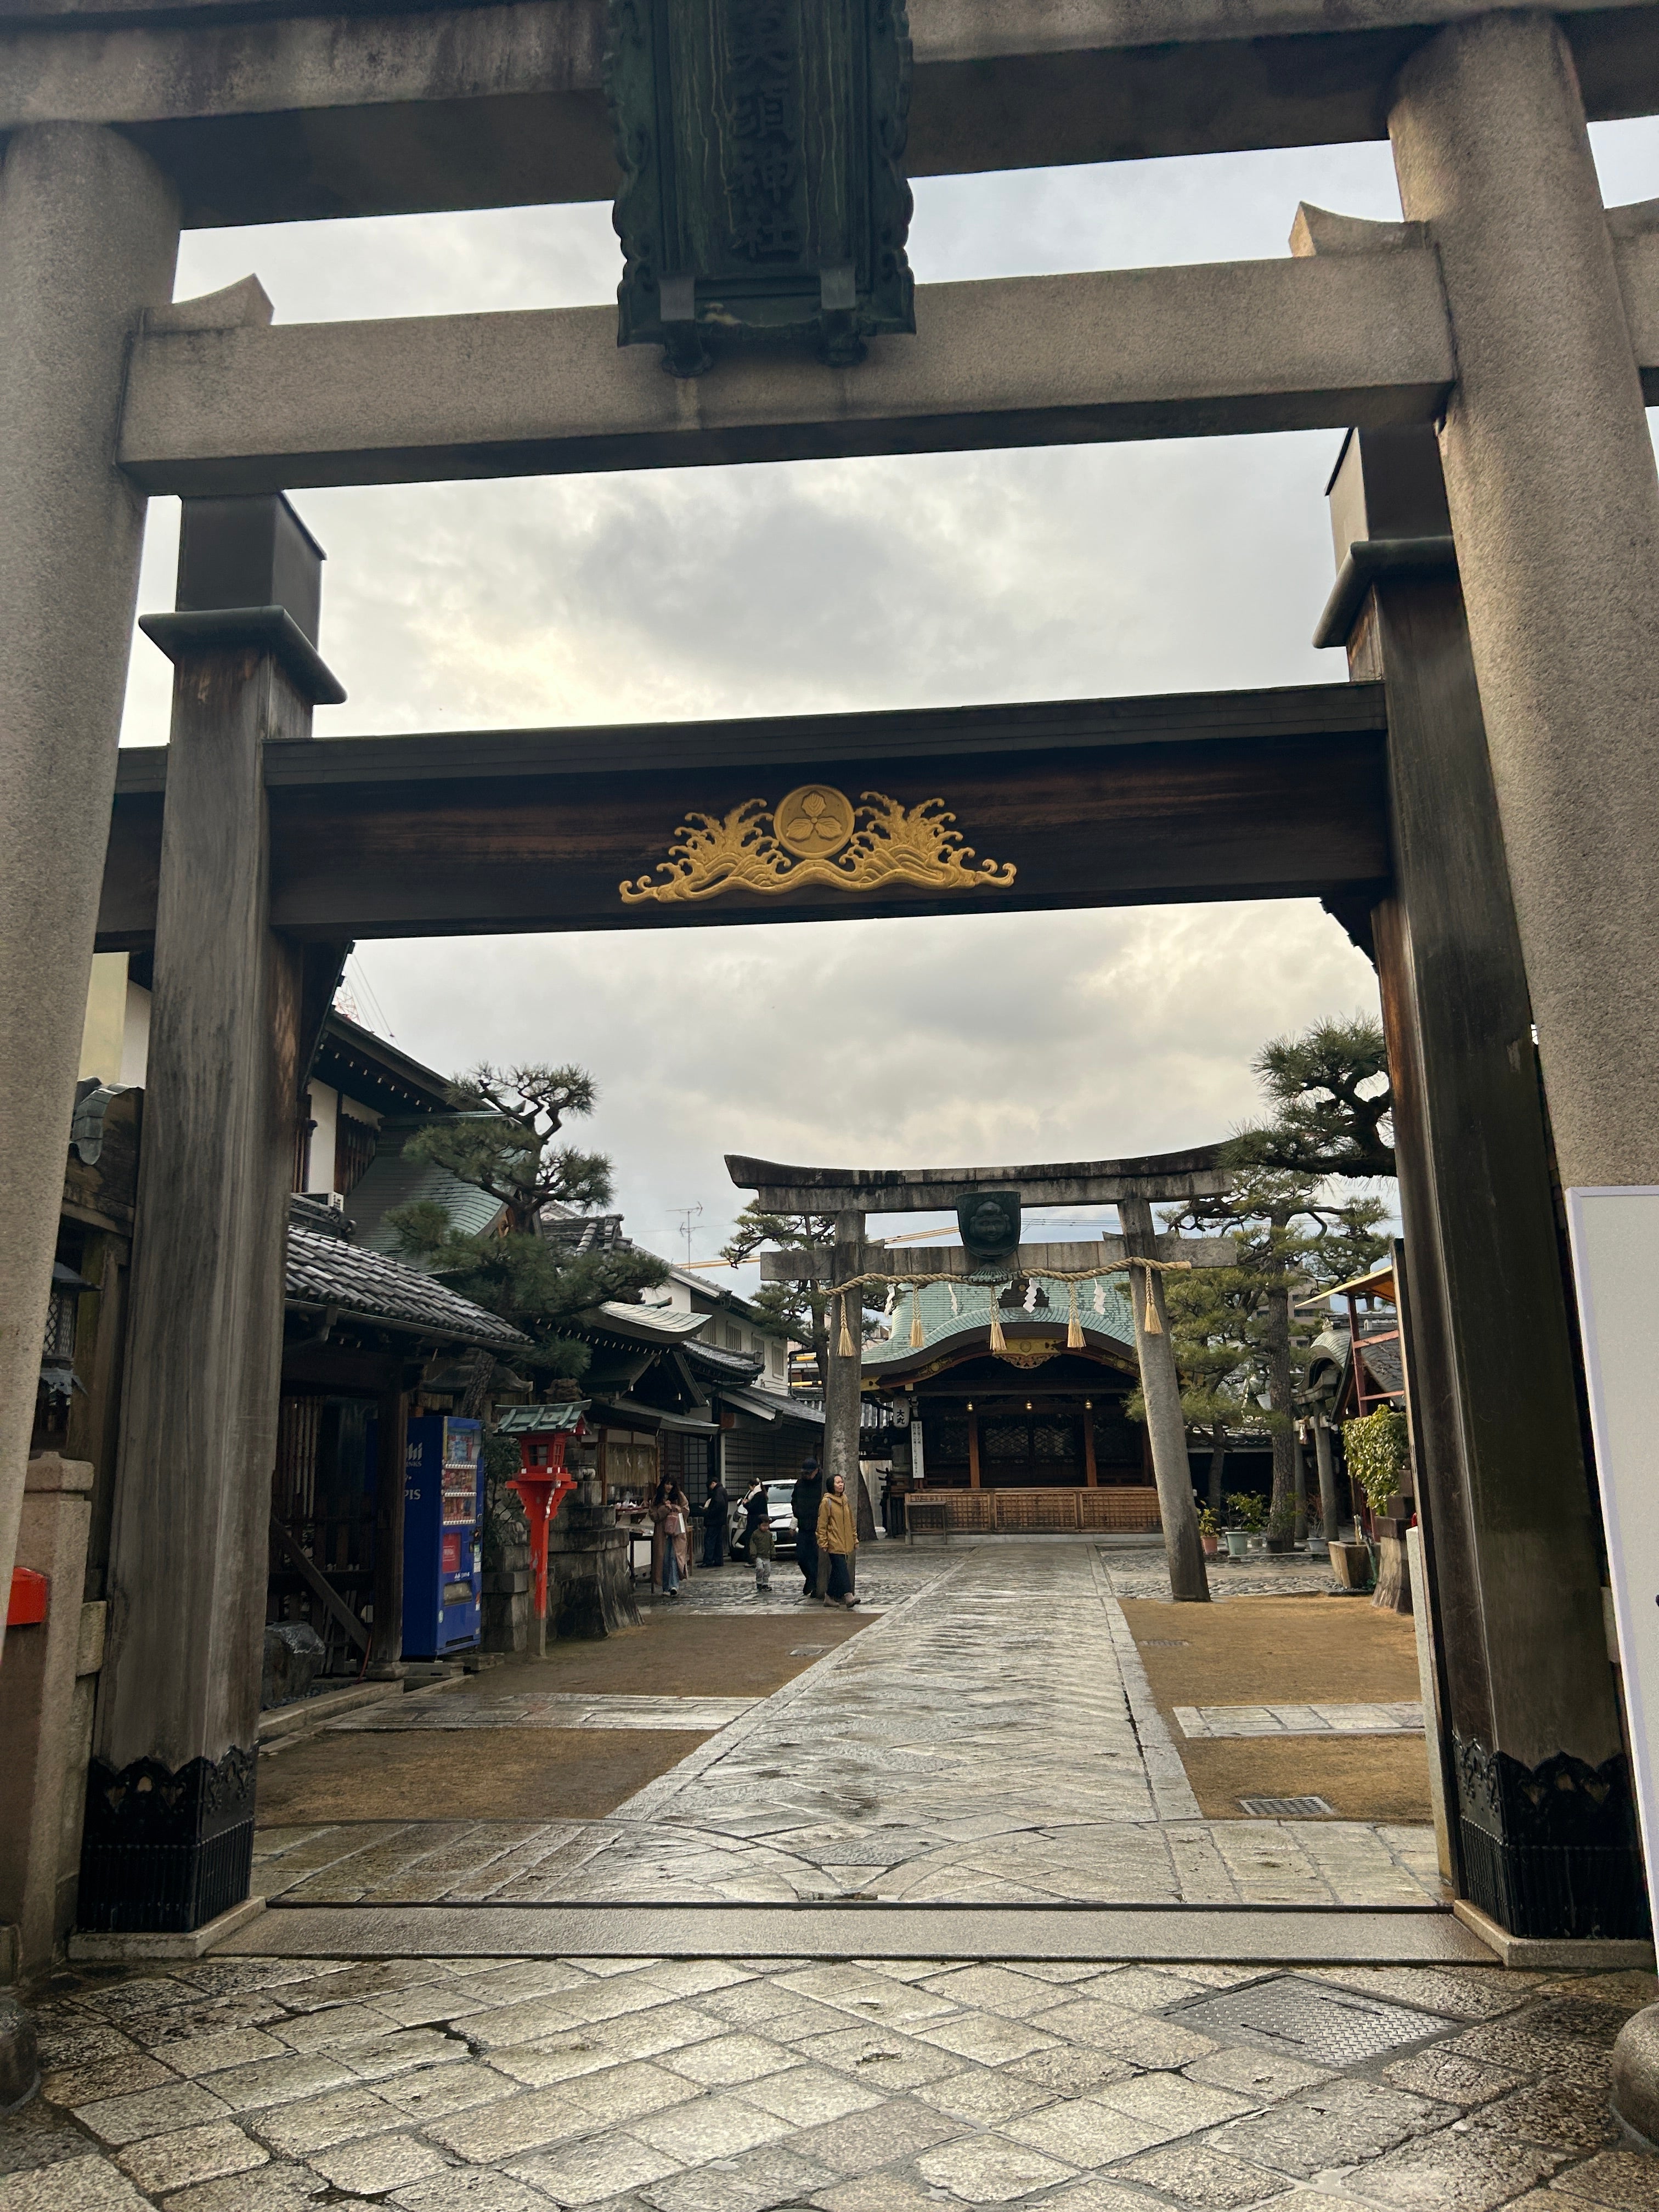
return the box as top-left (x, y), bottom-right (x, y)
top-left (119, 120), bottom-right (1658, 1266)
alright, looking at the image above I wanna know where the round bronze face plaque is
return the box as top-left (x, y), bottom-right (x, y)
top-left (775, 784), bottom-right (856, 859)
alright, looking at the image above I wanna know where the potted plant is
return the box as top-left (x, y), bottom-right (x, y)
top-left (1265, 1496), bottom-right (1298, 1554)
top-left (1342, 1407), bottom-right (1413, 1605)
top-left (1197, 1503), bottom-right (1221, 1558)
top-left (1223, 1491), bottom-right (1264, 1560)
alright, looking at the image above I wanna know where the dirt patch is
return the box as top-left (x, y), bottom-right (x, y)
top-left (258, 1727), bottom-right (713, 1824)
top-left (1121, 1593), bottom-right (1421, 1706)
top-left (1121, 1593), bottom-right (1432, 1824)
top-left (258, 1604), bottom-right (873, 1827)
top-left (1170, 1735), bottom-right (1434, 1822)
top-left (514, 1603), bottom-right (868, 1696)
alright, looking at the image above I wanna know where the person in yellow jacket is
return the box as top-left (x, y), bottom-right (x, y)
top-left (815, 1471), bottom-right (859, 1607)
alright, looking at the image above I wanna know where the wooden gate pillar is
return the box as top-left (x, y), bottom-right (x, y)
top-left (1318, 426), bottom-right (1644, 1942)
top-left (81, 498), bottom-right (346, 1934)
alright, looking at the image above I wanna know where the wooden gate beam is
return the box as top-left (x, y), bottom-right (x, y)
top-left (97, 680), bottom-right (1390, 949)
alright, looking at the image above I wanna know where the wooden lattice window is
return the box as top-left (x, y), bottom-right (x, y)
top-left (335, 1113), bottom-right (379, 1195)
top-left (272, 1393), bottom-right (324, 1523)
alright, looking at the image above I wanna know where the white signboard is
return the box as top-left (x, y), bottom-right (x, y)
top-left (1565, 1186), bottom-right (1659, 1937)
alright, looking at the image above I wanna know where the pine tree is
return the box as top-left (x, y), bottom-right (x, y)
top-left (1165, 1170), bottom-right (1388, 1526)
top-left (721, 1206), bottom-right (888, 1385)
top-left (1227, 1015), bottom-right (1394, 1181)
top-left (388, 1062), bottom-right (665, 1381)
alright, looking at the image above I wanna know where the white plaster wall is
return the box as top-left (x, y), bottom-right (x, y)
top-left (78, 952), bottom-right (127, 1085)
top-left (119, 980), bottom-right (150, 1090)
top-left (306, 1081), bottom-right (338, 1194)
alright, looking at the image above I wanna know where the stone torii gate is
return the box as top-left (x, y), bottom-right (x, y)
top-left (729, 1147), bottom-right (1238, 1604)
top-left (1, 0), bottom-right (1656, 1955)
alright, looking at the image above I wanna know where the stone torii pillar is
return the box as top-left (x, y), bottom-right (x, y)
top-left (823, 1210), bottom-right (870, 1542)
top-left (1389, 15), bottom-right (1659, 1205)
top-left (80, 496), bottom-right (347, 1936)
top-left (1119, 1198), bottom-right (1209, 1604)
top-left (0, 125), bottom-right (179, 1661)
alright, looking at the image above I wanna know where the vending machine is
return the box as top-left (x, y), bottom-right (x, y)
top-left (400, 1415), bottom-right (483, 1660)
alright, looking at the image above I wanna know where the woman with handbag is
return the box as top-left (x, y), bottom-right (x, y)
top-left (651, 1478), bottom-right (691, 1599)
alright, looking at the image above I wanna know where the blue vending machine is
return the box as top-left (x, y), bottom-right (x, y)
top-left (401, 1415), bottom-right (483, 1659)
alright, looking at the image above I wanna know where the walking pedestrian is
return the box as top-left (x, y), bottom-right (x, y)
top-left (816, 1470), bottom-right (859, 1608)
top-left (702, 1468), bottom-right (729, 1567)
top-left (791, 1454), bottom-right (824, 1600)
top-left (651, 1476), bottom-right (691, 1600)
top-left (740, 1475), bottom-right (774, 1593)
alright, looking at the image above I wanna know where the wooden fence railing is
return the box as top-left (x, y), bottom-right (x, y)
top-left (905, 1487), bottom-right (1161, 1535)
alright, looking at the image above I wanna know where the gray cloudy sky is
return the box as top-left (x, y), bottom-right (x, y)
top-left (119, 121), bottom-right (1659, 1272)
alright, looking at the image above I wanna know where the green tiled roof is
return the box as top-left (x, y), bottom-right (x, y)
top-left (863, 1271), bottom-right (1137, 1368)
top-left (495, 1402), bottom-right (588, 1434)
top-left (350, 1118), bottom-right (507, 1255)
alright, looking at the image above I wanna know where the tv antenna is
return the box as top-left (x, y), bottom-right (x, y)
top-left (669, 1204), bottom-right (703, 1265)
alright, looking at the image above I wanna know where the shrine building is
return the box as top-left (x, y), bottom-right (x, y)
top-left (864, 1271), bottom-right (1162, 1537)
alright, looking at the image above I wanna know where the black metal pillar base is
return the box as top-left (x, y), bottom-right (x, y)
top-left (77, 1747), bottom-right (256, 1934)
top-left (1455, 1739), bottom-right (1651, 1941)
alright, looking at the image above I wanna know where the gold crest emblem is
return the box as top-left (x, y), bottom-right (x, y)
top-left (619, 789), bottom-right (1018, 906)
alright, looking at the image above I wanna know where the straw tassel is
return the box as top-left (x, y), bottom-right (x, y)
top-left (988, 1289), bottom-right (1007, 1355)
top-left (910, 1290), bottom-right (926, 1350)
top-left (837, 1293), bottom-right (856, 1358)
top-left (1066, 1280), bottom-right (1084, 1350)
top-left (1141, 1265), bottom-right (1163, 1336)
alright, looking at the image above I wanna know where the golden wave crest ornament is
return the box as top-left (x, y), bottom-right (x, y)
top-left (619, 787), bottom-right (1018, 906)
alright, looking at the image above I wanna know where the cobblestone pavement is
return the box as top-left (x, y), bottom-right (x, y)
top-left (1098, 1555), bottom-right (1340, 1603)
top-left (638, 1549), bottom-right (951, 1618)
top-left (8, 1949), bottom-right (1656, 2211)
top-left (253, 1545), bottom-right (1442, 1910)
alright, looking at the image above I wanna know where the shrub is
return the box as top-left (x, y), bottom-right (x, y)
top-left (1344, 1407), bottom-right (1412, 1514)
top-left (1225, 1491), bottom-right (1266, 1533)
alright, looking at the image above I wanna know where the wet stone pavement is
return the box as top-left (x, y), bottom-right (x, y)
top-left (253, 1544), bottom-right (1442, 1909)
top-left (7, 1950), bottom-right (1658, 2211)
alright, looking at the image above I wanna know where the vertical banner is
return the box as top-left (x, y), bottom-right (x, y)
top-left (1566, 1186), bottom-right (1659, 1936)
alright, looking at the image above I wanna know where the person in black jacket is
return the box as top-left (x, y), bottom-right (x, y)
top-left (791, 1455), bottom-right (825, 1599)
top-left (702, 1469), bottom-right (729, 1567)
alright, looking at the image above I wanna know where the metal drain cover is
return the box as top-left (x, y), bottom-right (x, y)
top-left (1141, 1639), bottom-right (1189, 1647)
top-left (1238, 1794), bottom-right (1334, 1816)
top-left (1175, 1976), bottom-right (1451, 2067)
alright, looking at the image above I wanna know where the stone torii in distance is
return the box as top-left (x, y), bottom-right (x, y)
top-left (727, 1147), bottom-right (1238, 1602)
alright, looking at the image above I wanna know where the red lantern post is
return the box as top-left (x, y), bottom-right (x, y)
top-left (500, 1406), bottom-right (587, 1627)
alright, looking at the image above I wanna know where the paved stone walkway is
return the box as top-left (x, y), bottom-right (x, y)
top-left (252, 1545), bottom-right (1442, 1911)
top-left (8, 1948), bottom-right (1656, 2210)
top-left (328, 1697), bottom-right (763, 1735)
top-left (1172, 1706), bottom-right (1424, 1741)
